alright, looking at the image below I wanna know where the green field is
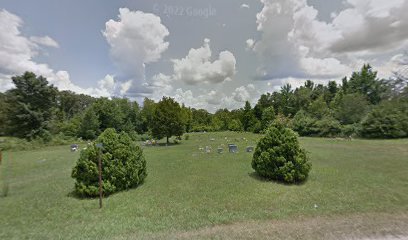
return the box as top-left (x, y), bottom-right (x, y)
top-left (1, 132), bottom-right (408, 239)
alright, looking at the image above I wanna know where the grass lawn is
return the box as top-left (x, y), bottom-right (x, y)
top-left (1, 132), bottom-right (408, 239)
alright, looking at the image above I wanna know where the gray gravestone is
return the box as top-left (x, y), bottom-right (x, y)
top-left (228, 144), bottom-right (238, 153)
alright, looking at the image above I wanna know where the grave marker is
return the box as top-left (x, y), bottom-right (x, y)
top-left (228, 144), bottom-right (238, 153)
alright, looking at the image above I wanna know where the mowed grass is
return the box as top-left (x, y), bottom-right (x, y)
top-left (0, 132), bottom-right (408, 239)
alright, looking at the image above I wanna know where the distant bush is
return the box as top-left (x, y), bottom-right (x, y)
top-left (291, 110), bottom-right (319, 136)
top-left (315, 117), bottom-right (342, 137)
top-left (360, 99), bottom-right (408, 139)
top-left (227, 119), bottom-right (243, 132)
top-left (252, 123), bottom-right (311, 183)
top-left (184, 134), bottom-right (190, 140)
top-left (191, 125), bottom-right (214, 132)
top-left (71, 128), bottom-right (147, 197)
top-left (291, 111), bottom-right (341, 137)
top-left (341, 124), bottom-right (360, 137)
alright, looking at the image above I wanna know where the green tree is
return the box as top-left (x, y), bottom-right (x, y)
top-left (346, 64), bottom-right (386, 104)
top-left (213, 109), bottom-right (231, 131)
top-left (291, 110), bottom-right (318, 136)
top-left (5, 72), bottom-right (57, 139)
top-left (181, 105), bottom-right (193, 132)
top-left (0, 93), bottom-right (8, 135)
top-left (241, 101), bottom-right (256, 131)
top-left (279, 84), bottom-right (296, 116)
top-left (293, 84), bottom-right (313, 112)
top-left (228, 119), bottom-right (243, 131)
top-left (191, 108), bottom-right (212, 131)
top-left (79, 107), bottom-right (100, 140)
top-left (92, 98), bottom-right (125, 132)
top-left (307, 96), bottom-right (330, 119)
top-left (128, 101), bottom-right (144, 134)
top-left (324, 81), bottom-right (338, 104)
top-left (360, 99), bottom-right (408, 138)
top-left (141, 98), bottom-right (156, 133)
top-left (261, 106), bottom-right (275, 130)
top-left (252, 123), bottom-right (311, 183)
top-left (57, 90), bottom-right (95, 120)
top-left (332, 92), bottom-right (369, 125)
top-left (72, 128), bottom-right (147, 197)
top-left (151, 97), bottom-right (185, 144)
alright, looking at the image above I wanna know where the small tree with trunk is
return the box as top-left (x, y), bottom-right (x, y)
top-left (151, 97), bottom-right (185, 144)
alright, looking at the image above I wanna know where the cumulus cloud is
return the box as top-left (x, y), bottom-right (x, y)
top-left (147, 73), bottom-right (174, 100)
top-left (330, 0), bottom-right (408, 53)
top-left (0, 10), bottom-right (78, 93)
top-left (241, 4), bottom-right (250, 9)
top-left (232, 84), bottom-right (260, 103)
top-left (29, 36), bottom-right (59, 48)
top-left (103, 8), bottom-right (169, 96)
top-left (172, 38), bottom-right (236, 85)
top-left (253, 0), bottom-right (408, 83)
top-left (0, 9), bottom-right (119, 97)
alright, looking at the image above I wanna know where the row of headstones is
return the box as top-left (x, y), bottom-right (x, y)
top-left (201, 144), bottom-right (254, 154)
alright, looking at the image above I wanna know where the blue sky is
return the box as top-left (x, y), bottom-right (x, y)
top-left (1, 0), bottom-right (407, 111)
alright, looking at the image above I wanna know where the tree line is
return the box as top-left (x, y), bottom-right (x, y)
top-left (0, 64), bottom-right (407, 142)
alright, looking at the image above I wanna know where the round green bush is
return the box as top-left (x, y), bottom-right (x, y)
top-left (72, 128), bottom-right (147, 197)
top-left (251, 124), bottom-right (311, 183)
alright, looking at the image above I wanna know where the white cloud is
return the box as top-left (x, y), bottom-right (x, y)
top-left (241, 4), bottom-right (250, 9)
top-left (253, 0), bottom-right (408, 84)
top-left (232, 84), bottom-right (260, 103)
top-left (29, 36), bottom-right (59, 48)
top-left (172, 38), bottom-right (236, 85)
top-left (171, 88), bottom-right (211, 110)
top-left (148, 73), bottom-right (174, 100)
top-left (330, 0), bottom-right (408, 53)
top-left (246, 38), bottom-right (255, 50)
top-left (0, 10), bottom-right (83, 93)
top-left (0, 9), bottom-right (119, 97)
top-left (103, 8), bottom-right (169, 96)
top-left (147, 82), bottom-right (262, 112)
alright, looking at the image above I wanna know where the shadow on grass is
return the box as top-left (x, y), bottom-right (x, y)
top-left (67, 181), bottom-right (146, 200)
top-left (248, 172), bottom-right (308, 186)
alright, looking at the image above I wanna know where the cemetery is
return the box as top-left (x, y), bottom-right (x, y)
top-left (1, 131), bottom-right (408, 239)
top-left (0, 1), bottom-right (408, 239)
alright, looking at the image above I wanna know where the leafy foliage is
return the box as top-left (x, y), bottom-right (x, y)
top-left (1, 64), bottom-right (407, 141)
top-left (72, 128), bottom-right (147, 197)
top-left (5, 72), bottom-right (57, 139)
top-left (151, 97), bottom-right (185, 143)
top-left (360, 99), bottom-right (408, 138)
top-left (332, 92), bottom-right (369, 125)
top-left (252, 124), bottom-right (311, 183)
top-left (79, 107), bottom-right (100, 140)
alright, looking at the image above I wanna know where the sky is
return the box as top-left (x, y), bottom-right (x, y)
top-left (1, 0), bottom-right (407, 112)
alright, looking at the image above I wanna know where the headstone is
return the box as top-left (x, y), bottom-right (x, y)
top-left (228, 144), bottom-right (238, 153)
top-left (217, 148), bottom-right (223, 154)
top-left (246, 146), bottom-right (254, 152)
top-left (205, 146), bottom-right (212, 153)
top-left (71, 144), bottom-right (78, 152)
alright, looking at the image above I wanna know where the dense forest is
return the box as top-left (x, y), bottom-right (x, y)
top-left (0, 64), bottom-right (407, 144)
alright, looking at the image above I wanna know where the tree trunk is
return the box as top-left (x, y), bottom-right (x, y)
top-left (166, 136), bottom-right (169, 145)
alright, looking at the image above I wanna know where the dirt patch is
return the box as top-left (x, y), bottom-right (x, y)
top-left (127, 212), bottom-right (408, 240)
